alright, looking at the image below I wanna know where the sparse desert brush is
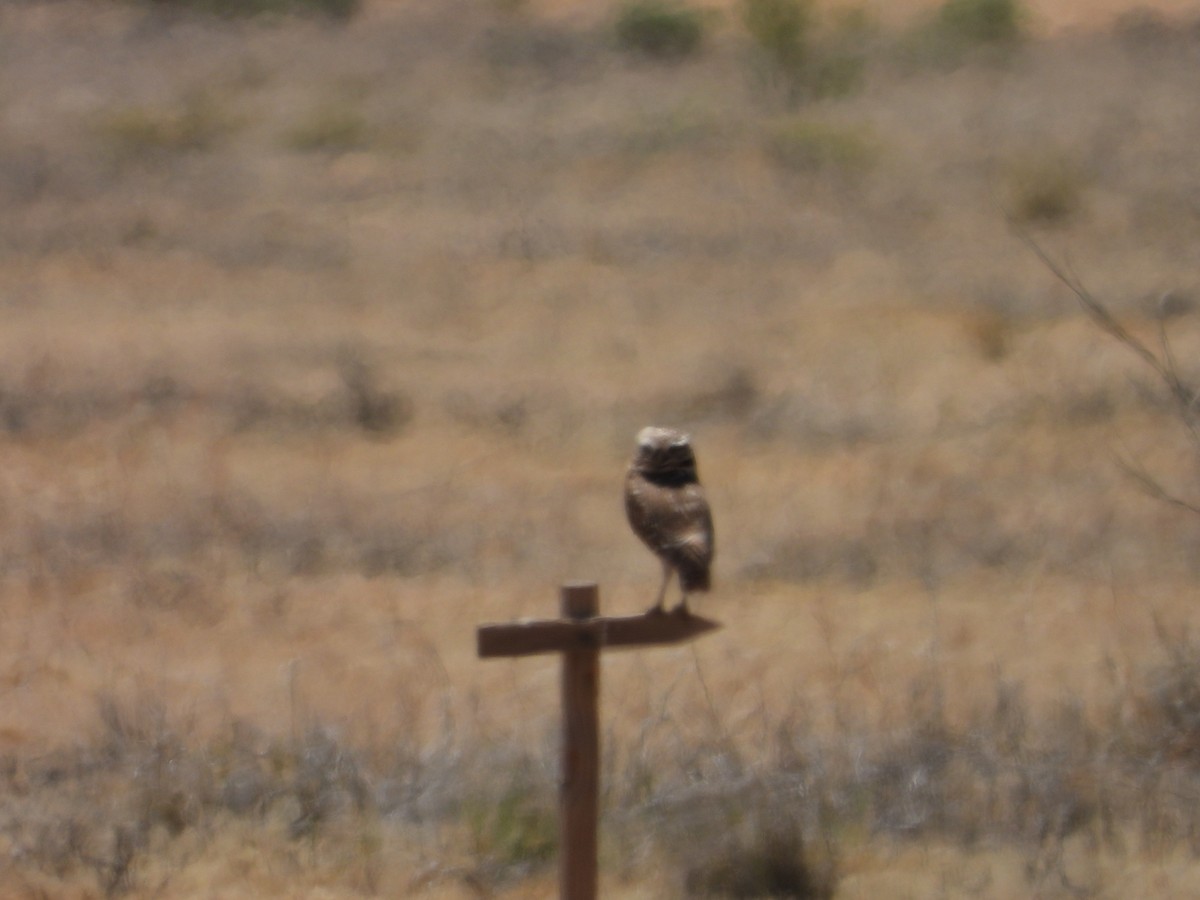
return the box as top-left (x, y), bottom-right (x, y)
top-left (740, 0), bottom-right (867, 104)
top-left (899, 0), bottom-right (1024, 67)
top-left (742, 0), bottom-right (811, 102)
top-left (653, 778), bottom-right (839, 899)
top-left (98, 90), bottom-right (239, 161)
top-left (937, 0), bottom-right (1023, 45)
top-left (15, 646), bottom-right (1200, 896)
top-left (1004, 151), bottom-right (1087, 225)
top-left (805, 44), bottom-right (868, 101)
top-left (763, 117), bottom-right (878, 175)
top-left (614, 0), bottom-right (707, 61)
top-left (966, 312), bottom-right (1010, 361)
top-left (284, 102), bottom-right (369, 153)
top-left (616, 102), bottom-right (729, 159)
top-left (742, 0), bottom-right (811, 73)
top-left (131, 0), bottom-right (359, 20)
top-left (1127, 632), bottom-right (1200, 767)
top-left (482, 19), bottom-right (599, 81)
top-left (465, 776), bottom-right (558, 881)
top-left (821, 7), bottom-right (877, 88)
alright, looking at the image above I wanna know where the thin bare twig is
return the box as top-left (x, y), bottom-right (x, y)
top-left (1010, 223), bottom-right (1196, 413)
top-left (1113, 456), bottom-right (1200, 518)
top-left (1014, 222), bottom-right (1200, 512)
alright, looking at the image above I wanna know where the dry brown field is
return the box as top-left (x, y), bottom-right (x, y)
top-left (5, 0), bottom-right (1200, 895)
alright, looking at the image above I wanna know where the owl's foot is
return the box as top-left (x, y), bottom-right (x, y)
top-left (670, 600), bottom-right (690, 616)
top-left (646, 602), bottom-right (667, 616)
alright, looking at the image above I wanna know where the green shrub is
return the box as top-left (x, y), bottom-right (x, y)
top-left (764, 118), bottom-right (878, 175)
top-left (467, 780), bottom-right (557, 875)
top-left (139, 0), bottom-right (359, 20)
top-left (742, 0), bottom-right (812, 74)
top-left (619, 103), bottom-right (725, 157)
top-left (1005, 152), bottom-right (1086, 225)
top-left (615, 0), bottom-right (706, 60)
top-left (99, 90), bottom-right (238, 161)
top-left (806, 47), bottom-right (866, 99)
top-left (811, 8), bottom-right (874, 100)
top-left (743, 0), bottom-right (867, 103)
top-left (900, 0), bottom-right (1023, 68)
top-left (937, 0), bottom-right (1022, 44)
top-left (284, 104), bottom-right (369, 152)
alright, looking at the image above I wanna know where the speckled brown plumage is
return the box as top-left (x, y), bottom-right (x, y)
top-left (624, 426), bottom-right (714, 614)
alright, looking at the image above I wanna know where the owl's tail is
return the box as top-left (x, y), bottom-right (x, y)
top-left (679, 560), bottom-right (711, 593)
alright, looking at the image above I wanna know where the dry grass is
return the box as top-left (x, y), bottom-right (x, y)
top-left (5, 0), bottom-right (1200, 895)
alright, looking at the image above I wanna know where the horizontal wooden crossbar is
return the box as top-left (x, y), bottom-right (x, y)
top-left (477, 610), bottom-right (720, 658)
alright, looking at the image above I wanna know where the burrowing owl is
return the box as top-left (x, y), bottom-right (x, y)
top-left (624, 426), bottom-right (714, 614)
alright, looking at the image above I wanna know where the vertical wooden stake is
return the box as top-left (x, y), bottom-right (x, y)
top-left (477, 585), bottom-right (720, 898)
top-left (559, 582), bottom-right (599, 900)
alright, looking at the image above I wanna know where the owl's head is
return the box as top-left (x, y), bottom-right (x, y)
top-left (632, 426), bottom-right (697, 477)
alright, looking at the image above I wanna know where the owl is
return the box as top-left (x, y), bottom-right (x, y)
top-left (624, 426), bottom-right (715, 614)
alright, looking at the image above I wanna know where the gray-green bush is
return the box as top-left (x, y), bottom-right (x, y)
top-left (615, 0), bottom-right (706, 60)
top-left (742, 0), bottom-right (811, 71)
top-left (899, 0), bottom-right (1024, 68)
top-left (937, 0), bottom-right (1023, 45)
top-left (742, 0), bottom-right (868, 104)
top-left (135, 0), bottom-right (359, 19)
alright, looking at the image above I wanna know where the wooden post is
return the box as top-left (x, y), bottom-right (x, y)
top-left (477, 584), bottom-right (720, 899)
top-left (560, 583), bottom-right (599, 900)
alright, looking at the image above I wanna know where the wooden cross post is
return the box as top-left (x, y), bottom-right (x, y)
top-left (477, 582), bottom-right (721, 900)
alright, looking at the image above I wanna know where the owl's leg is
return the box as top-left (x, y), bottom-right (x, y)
top-left (648, 562), bottom-right (672, 614)
top-left (673, 590), bottom-right (690, 616)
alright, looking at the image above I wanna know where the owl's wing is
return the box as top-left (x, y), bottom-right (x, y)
top-left (670, 484), bottom-right (714, 568)
top-left (626, 476), bottom-right (714, 568)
